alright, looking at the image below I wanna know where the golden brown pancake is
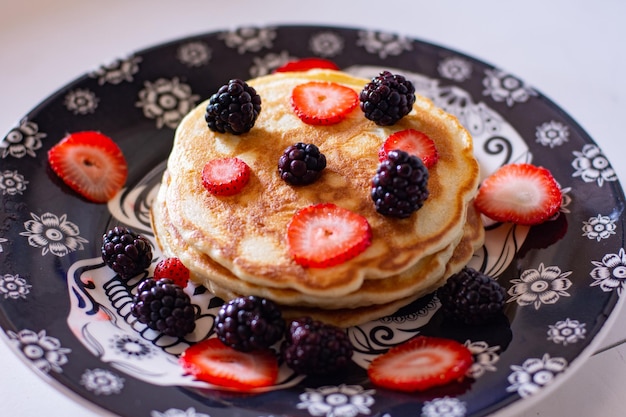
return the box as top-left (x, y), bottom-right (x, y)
top-left (154, 69), bottom-right (481, 301)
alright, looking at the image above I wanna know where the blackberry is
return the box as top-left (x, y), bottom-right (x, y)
top-left (205, 79), bottom-right (262, 135)
top-left (216, 296), bottom-right (285, 352)
top-left (281, 317), bottom-right (353, 375)
top-left (371, 149), bottom-right (429, 218)
top-left (131, 278), bottom-right (196, 337)
top-left (278, 142), bottom-right (327, 185)
top-left (101, 226), bottom-right (153, 279)
top-left (359, 71), bottom-right (416, 126)
top-left (438, 267), bottom-right (506, 325)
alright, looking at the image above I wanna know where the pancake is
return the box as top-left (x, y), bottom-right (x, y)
top-left (155, 69), bottom-right (480, 298)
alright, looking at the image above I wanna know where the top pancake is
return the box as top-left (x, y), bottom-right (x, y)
top-left (158, 69), bottom-right (480, 297)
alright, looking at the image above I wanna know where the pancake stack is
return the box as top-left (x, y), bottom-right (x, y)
top-left (151, 69), bottom-right (483, 327)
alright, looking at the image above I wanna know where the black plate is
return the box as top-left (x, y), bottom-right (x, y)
top-left (1, 25), bottom-right (624, 417)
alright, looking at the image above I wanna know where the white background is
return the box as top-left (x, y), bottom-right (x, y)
top-left (1, 0), bottom-right (625, 416)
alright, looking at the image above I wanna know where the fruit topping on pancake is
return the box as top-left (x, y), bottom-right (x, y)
top-left (371, 149), bottom-right (430, 218)
top-left (359, 70), bottom-right (416, 126)
top-left (278, 142), bottom-right (327, 186)
top-left (290, 81), bottom-right (358, 125)
top-left (205, 79), bottom-right (262, 135)
top-left (378, 128), bottom-right (439, 168)
top-left (201, 157), bottom-right (251, 196)
top-left (286, 203), bottom-right (372, 268)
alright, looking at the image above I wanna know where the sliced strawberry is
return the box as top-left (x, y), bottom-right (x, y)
top-left (368, 336), bottom-right (473, 392)
top-left (180, 338), bottom-right (278, 390)
top-left (275, 57), bottom-right (340, 73)
top-left (379, 129), bottom-right (439, 168)
top-left (47, 131), bottom-right (128, 203)
top-left (201, 157), bottom-right (251, 196)
top-left (287, 203), bottom-right (372, 268)
top-left (153, 257), bottom-right (190, 288)
top-left (474, 163), bottom-right (562, 226)
top-left (290, 81), bottom-right (358, 125)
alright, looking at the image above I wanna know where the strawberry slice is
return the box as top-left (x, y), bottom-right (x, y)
top-left (474, 163), bottom-right (562, 226)
top-left (378, 129), bottom-right (439, 168)
top-left (180, 338), bottom-right (278, 390)
top-left (47, 131), bottom-right (128, 203)
top-left (275, 57), bottom-right (340, 73)
top-left (201, 157), bottom-right (251, 196)
top-left (290, 81), bottom-right (358, 125)
top-left (153, 257), bottom-right (190, 288)
top-left (287, 203), bottom-right (372, 268)
top-left (368, 336), bottom-right (473, 392)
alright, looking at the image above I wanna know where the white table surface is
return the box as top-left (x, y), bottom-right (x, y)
top-left (1, 0), bottom-right (625, 416)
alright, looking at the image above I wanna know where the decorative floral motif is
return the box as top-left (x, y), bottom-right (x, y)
top-left (464, 340), bottom-right (500, 379)
top-left (547, 318), bottom-right (586, 345)
top-left (482, 69), bottom-right (537, 107)
top-left (136, 78), bottom-right (200, 129)
top-left (80, 368), bottom-right (125, 395)
top-left (177, 41), bottom-right (211, 67)
top-left (250, 51), bottom-right (296, 77)
top-left (0, 170), bottom-right (28, 195)
top-left (535, 121), bottom-right (569, 148)
top-left (583, 214), bottom-right (617, 241)
top-left (20, 212), bottom-right (88, 257)
top-left (357, 30), bottom-right (412, 58)
top-left (590, 248), bottom-right (626, 295)
top-left (64, 88), bottom-right (99, 115)
top-left (0, 237), bottom-right (7, 252)
top-left (507, 263), bottom-right (572, 309)
top-left (150, 407), bottom-right (211, 417)
top-left (0, 274), bottom-right (31, 299)
top-left (297, 384), bottom-right (375, 417)
top-left (572, 144), bottom-right (617, 187)
top-left (1, 118), bottom-right (46, 158)
top-left (421, 396), bottom-right (467, 417)
top-left (219, 26), bottom-right (276, 54)
top-left (90, 55), bottom-right (142, 85)
top-left (110, 334), bottom-right (155, 360)
top-left (309, 31), bottom-right (344, 57)
top-left (7, 329), bottom-right (71, 373)
top-left (438, 56), bottom-right (472, 82)
top-left (507, 354), bottom-right (568, 398)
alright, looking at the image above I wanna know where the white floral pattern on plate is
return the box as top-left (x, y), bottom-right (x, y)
top-left (0, 118), bottom-right (46, 158)
top-left (7, 329), bottom-right (71, 374)
top-left (20, 212), bottom-right (89, 257)
top-left (0, 274), bottom-right (31, 300)
top-left (0, 169), bottom-right (28, 195)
